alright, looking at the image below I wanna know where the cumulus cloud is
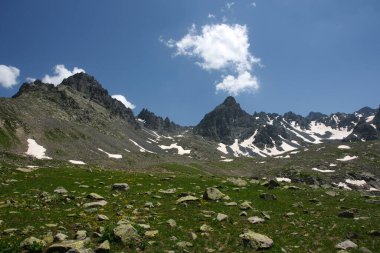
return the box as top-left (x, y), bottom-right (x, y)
top-left (112, 95), bottom-right (136, 109)
top-left (42, 64), bottom-right (85, 85)
top-left (208, 13), bottom-right (215, 19)
top-left (164, 23), bottom-right (261, 95)
top-left (0, 65), bottom-right (20, 88)
top-left (216, 71), bottom-right (258, 95)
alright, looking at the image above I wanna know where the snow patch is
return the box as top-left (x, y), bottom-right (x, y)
top-left (336, 155), bottom-right (358, 161)
top-left (69, 160), bottom-right (86, 165)
top-left (217, 143), bottom-right (229, 154)
top-left (312, 168), bottom-right (335, 173)
top-left (337, 182), bottom-right (352, 190)
top-left (329, 163), bottom-right (337, 167)
top-left (97, 148), bottom-right (122, 159)
top-left (338, 145), bottom-right (351, 150)
top-left (220, 158), bottom-right (233, 162)
top-left (345, 179), bottom-right (366, 186)
top-left (25, 139), bottom-right (52, 159)
top-left (366, 115), bottom-right (375, 122)
top-left (276, 177), bottom-right (291, 183)
top-left (158, 143), bottom-right (191, 155)
top-left (129, 139), bottom-right (155, 153)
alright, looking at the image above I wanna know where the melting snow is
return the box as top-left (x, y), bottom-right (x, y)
top-left (97, 148), bottom-right (122, 159)
top-left (137, 118), bottom-right (146, 123)
top-left (337, 182), bottom-right (352, 190)
top-left (329, 163), bottom-right (337, 167)
top-left (345, 179), bottom-right (366, 186)
top-left (366, 115), bottom-right (375, 122)
top-left (69, 160), bottom-right (86, 165)
top-left (217, 143), bottom-right (229, 154)
top-left (338, 145), bottom-right (351, 150)
top-left (25, 139), bottom-right (52, 159)
top-left (158, 143), bottom-right (191, 155)
top-left (220, 158), bottom-right (233, 162)
top-left (312, 168), bottom-right (335, 173)
top-left (276, 177), bottom-right (291, 183)
top-left (129, 139), bottom-right (155, 153)
top-left (336, 155), bottom-right (358, 161)
top-left (309, 121), bottom-right (353, 140)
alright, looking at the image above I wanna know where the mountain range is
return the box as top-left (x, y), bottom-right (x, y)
top-left (0, 72), bottom-right (379, 165)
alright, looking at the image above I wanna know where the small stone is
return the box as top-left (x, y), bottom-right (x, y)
top-left (113, 224), bottom-right (141, 246)
top-left (369, 230), bottom-right (380, 236)
top-left (359, 247), bottom-right (372, 253)
top-left (95, 240), bottom-right (110, 253)
top-left (227, 177), bottom-right (248, 187)
top-left (112, 183), bottom-right (129, 191)
top-left (20, 237), bottom-right (47, 250)
top-left (203, 187), bottom-right (225, 201)
top-left (54, 233), bottom-right (68, 242)
top-left (216, 213), bottom-right (228, 222)
top-left (240, 230), bottom-right (274, 250)
top-left (338, 210), bottom-right (355, 218)
top-left (75, 230), bottom-right (87, 240)
top-left (87, 193), bottom-right (104, 200)
top-left (47, 240), bottom-right (88, 253)
top-left (190, 232), bottom-right (197, 240)
top-left (176, 241), bottom-right (193, 248)
top-left (176, 195), bottom-right (199, 204)
top-left (167, 219), bottom-right (177, 227)
top-left (240, 211), bottom-right (248, 216)
top-left (248, 216), bottom-right (265, 224)
top-left (54, 187), bottom-right (68, 194)
top-left (335, 239), bottom-right (358, 250)
top-left (145, 230), bottom-right (159, 238)
top-left (83, 200), bottom-right (108, 208)
top-left (239, 201), bottom-right (253, 210)
top-left (260, 193), bottom-right (277, 200)
top-left (200, 224), bottom-right (213, 232)
top-left (325, 191), bottom-right (339, 197)
top-left (225, 202), bottom-right (238, 206)
top-left (97, 214), bottom-right (109, 221)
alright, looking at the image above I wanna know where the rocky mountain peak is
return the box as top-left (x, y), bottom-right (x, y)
top-left (137, 108), bottom-right (182, 133)
top-left (222, 96), bottom-right (237, 106)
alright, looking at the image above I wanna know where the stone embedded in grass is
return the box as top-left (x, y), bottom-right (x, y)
top-left (260, 193), bottom-right (277, 200)
top-left (203, 187), bottom-right (225, 201)
top-left (158, 188), bottom-right (176, 194)
top-left (227, 177), bottom-right (248, 187)
top-left (369, 230), bottom-right (380, 236)
top-left (145, 230), bottom-right (159, 238)
top-left (54, 232), bottom-right (68, 242)
top-left (87, 193), bottom-right (105, 200)
top-left (75, 230), bottom-right (87, 240)
top-left (248, 216), bottom-right (265, 224)
top-left (325, 191), bottom-right (339, 197)
top-left (216, 213), bottom-right (228, 222)
top-left (113, 223), bottom-right (141, 246)
top-left (338, 210), bottom-right (355, 218)
top-left (96, 240), bottom-right (110, 253)
top-left (176, 241), bottom-right (193, 248)
top-left (97, 214), bottom-right (109, 221)
top-left (167, 219), bottom-right (177, 227)
top-left (225, 202), bottom-right (238, 206)
top-left (200, 224), bottom-right (214, 233)
top-left (240, 230), bottom-right (274, 250)
top-left (46, 239), bottom-right (89, 253)
top-left (112, 183), bottom-right (130, 191)
top-left (239, 201), bottom-right (253, 210)
top-left (335, 239), bottom-right (358, 250)
top-left (54, 186), bottom-right (68, 195)
top-left (20, 236), bottom-right (47, 251)
top-left (83, 200), bottom-right (108, 208)
top-left (176, 195), bottom-right (199, 204)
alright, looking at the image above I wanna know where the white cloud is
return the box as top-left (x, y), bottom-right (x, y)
top-left (216, 71), bottom-right (259, 95)
top-left (42, 64), bottom-right (85, 86)
top-left (165, 23), bottom-right (261, 95)
top-left (0, 65), bottom-right (20, 88)
top-left (251, 2), bottom-right (256, 7)
top-left (208, 13), bottom-right (215, 19)
top-left (26, 77), bottom-right (36, 83)
top-left (112, 95), bottom-right (136, 109)
top-left (226, 2), bottom-right (235, 9)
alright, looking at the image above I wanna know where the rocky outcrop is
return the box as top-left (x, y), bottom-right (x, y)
top-left (137, 108), bottom-right (182, 133)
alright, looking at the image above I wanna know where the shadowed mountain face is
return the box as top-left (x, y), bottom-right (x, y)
top-left (137, 108), bottom-right (183, 133)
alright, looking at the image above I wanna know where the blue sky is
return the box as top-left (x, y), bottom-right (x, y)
top-left (0, 0), bottom-right (379, 125)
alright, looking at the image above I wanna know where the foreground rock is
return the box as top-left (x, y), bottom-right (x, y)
top-left (47, 240), bottom-right (88, 253)
top-left (83, 200), bottom-right (108, 208)
top-left (260, 193), bottom-right (277, 201)
top-left (227, 177), bottom-right (248, 187)
top-left (112, 183), bottom-right (129, 191)
top-left (113, 224), bottom-right (141, 245)
top-left (335, 239), bottom-right (358, 250)
top-left (95, 240), bottom-right (110, 253)
top-left (203, 187), bottom-right (225, 201)
top-left (87, 193), bottom-right (105, 200)
top-left (240, 230), bottom-right (274, 250)
top-left (20, 237), bottom-right (47, 251)
top-left (176, 195), bottom-right (199, 204)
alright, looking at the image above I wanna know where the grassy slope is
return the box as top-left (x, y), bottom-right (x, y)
top-left (0, 162), bottom-right (379, 252)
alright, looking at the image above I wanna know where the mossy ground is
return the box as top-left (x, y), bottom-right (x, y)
top-left (0, 161), bottom-right (379, 252)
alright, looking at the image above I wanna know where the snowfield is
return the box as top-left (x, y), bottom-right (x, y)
top-left (69, 160), bottom-right (86, 165)
top-left (159, 143), bottom-right (191, 155)
top-left (97, 148), bottom-right (122, 159)
top-left (25, 139), bottom-right (52, 160)
top-left (336, 155), bottom-right (358, 161)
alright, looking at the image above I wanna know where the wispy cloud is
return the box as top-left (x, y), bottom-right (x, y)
top-left (0, 65), bottom-right (20, 89)
top-left (208, 13), bottom-right (216, 19)
top-left (42, 64), bottom-right (85, 86)
top-left (226, 2), bottom-right (235, 9)
top-left (164, 23), bottom-right (261, 95)
top-left (112, 94), bottom-right (136, 109)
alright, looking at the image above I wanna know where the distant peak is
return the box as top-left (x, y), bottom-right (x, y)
top-left (223, 96), bottom-right (237, 106)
